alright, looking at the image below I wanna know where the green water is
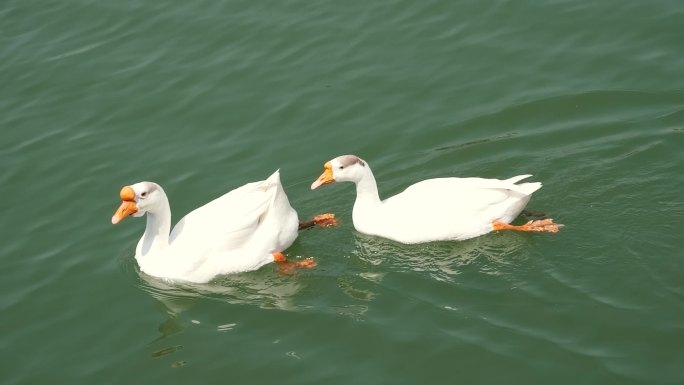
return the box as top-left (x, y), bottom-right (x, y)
top-left (2, 0), bottom-right (683, 384)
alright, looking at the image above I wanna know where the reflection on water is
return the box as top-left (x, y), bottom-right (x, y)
top-left (118, 230), bottom-right (532, 349)
top-left (119, 255), bottom-right (314, 366)
top-left (118, 230), bottom-right (531, 329)
top-left (117, 251), bottom-right (312, 358)
top-left (120, 253), bottom-right (308, 314)
top-left (329, 304), bottom-right (369, 321)
top-left (137, 274), bottom-right (200, 318)
top-left (151, 345), bottom-right (184, 358)
top-left (337, 275), bottom-right (376, 302)
top-left (352, 231), bottom-right (529, 281)
top-left (118, 247), bottom-right (383, 326)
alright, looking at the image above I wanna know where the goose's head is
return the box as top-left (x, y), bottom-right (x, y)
top-left (311, 155), bottom-right (368, 189)
top-left (111, 181), bottom-right (164, 224)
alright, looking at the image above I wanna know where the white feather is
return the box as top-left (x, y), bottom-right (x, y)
top-left (117, 170), bottom-right (299, 283)
top-left (315, 155), bottom-right (546, 244)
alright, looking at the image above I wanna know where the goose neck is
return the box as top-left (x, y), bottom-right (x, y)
top-left (138, 203), bottom-right (171, 256)
top-left (355, 168), bottom-right (380, 203)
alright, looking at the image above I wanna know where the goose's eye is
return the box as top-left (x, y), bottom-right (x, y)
top-left (339, 166), bottom-right (344, 170)
top-left (140, 191), bottom-right (148, 198)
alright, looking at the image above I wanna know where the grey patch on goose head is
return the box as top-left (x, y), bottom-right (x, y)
top-left (136, 181), bottom-right (160, 197)
top-left (337, 155), bottom-right (366, 168)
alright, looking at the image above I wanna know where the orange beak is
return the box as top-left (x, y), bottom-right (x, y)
top-left (311, 162), bottom-right (335, 190)
top-left (111, 186), bottom-right (138, 224)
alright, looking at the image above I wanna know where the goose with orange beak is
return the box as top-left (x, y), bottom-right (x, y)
top-left (111, 171), bottom-right (335, 283)
top-left (311, 155), bottom-right (562, 244)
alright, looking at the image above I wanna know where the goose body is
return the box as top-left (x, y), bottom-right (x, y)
top-left (112, 170), bottom-right (299, 283)
top-left (311, 155), bottom-right (560, 244)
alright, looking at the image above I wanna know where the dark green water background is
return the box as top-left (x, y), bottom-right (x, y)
top-left (2, 1), bottom-right (683, 384)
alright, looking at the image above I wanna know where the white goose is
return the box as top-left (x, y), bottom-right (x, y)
top-left (112, 170), bottom-right (332, 283)
top-left (311, 155), bottom-right (561, 244)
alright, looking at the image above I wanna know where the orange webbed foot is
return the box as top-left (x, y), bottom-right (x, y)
top-left (298, 213), bottom-right (338, 230)
top-left (295, 257), bottom-right (317, 269)
top-left (272, 251), bottom-right (287, 263)
top-left (272, 252), bottom-right (317, 275)
top-left (312, 213), bottom-right (337, 228)
top-left (493, 218), bottom-right (564, 233)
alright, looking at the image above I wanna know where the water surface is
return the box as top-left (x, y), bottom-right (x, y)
top-left (2, 0), bottom-right (683, 384)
